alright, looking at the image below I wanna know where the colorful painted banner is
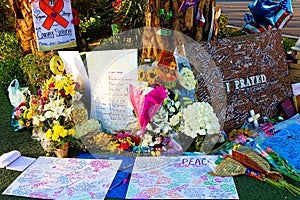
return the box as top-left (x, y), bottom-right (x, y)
top-left (261, 123), bottom-right (300, 170)
top-left (31, 0), bottom-right (77, 51)
top-left (126, 156), bottom-right (239, 199)
top-left (2, 157), bottom-right (122, 200)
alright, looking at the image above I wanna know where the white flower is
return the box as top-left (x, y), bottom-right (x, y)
top-left (181, 102), bottom-right (220, 138)
top-left (174, 101), bottom-right (181, 109)
top-left (72, 92), bottom-right (82, 102)
top-left (43, 98), bottom-right (66, 120)
top-left (63, 105), bottom-right (74, 121)
top-left (32, 115), bottom-right (45, 126)
top-left (169, 114), bottom-right (180, 126)
top-left (169, 106), bottom-right (176, 113)
top-left (141, 133), bottom-right (153, 147)
top-left (162, 122), bottom-right (171, 133)
top-left (179, 68), bottom-right (197, 90)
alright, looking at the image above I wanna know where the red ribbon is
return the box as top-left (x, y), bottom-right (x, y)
top-left (39, 0), bottom-right (69, 30)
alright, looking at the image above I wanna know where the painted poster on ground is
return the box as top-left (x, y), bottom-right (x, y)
top-left (2, 157), bottom-right (122, 200)
top-left (86, 49), bottom-right (138, 132)
top-left (126, 156), bottom-right (239, 199)
top-left (31, 0), bottom-right (77, 51)
top-left (261, 123), bottom-right (300, 170)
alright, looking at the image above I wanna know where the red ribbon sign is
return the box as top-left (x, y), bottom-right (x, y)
top-left (39, 0), bottom-right (69, 30)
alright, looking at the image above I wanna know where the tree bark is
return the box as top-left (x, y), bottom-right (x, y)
top-left (142, 0), bottom-right (220, 61)
top-left (9, 0), bottom-right (37, 54)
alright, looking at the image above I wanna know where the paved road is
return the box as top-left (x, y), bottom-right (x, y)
top-left (216, 0), bottom-right (300, 38)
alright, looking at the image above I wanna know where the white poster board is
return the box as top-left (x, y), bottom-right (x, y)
top-left (31, 0), bottom-right (77, 51)
top-left (58, 51), bottom-right (91, 115)
top-left (126, 156), bottom-right (239, 199)
top-left (3, 157), bottom-right (122, 200)
top-left (86, 49), bottom-right (138, 131)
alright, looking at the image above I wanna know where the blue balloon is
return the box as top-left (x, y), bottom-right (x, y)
top-left (248, 0), bottom-right (293, 28)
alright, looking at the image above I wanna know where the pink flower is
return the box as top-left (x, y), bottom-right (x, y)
top-left (49, 82), bottom-right (55, 88)
top-left (115, 132), bottom-right (131, 139)
top-left (14, 110), bottom-right (22, 118)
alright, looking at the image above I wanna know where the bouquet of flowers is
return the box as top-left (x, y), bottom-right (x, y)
top-left (13, 91), bottom-right (33, 128)
top-left (14, 54), bottom-right (87, 157)
top-left (32, 73), bottom-right (83, 151)
top-left (147, 88), bottom-right (222, 153)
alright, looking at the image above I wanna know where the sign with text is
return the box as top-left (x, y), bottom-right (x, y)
top-left (3, 157), bottom-right (122, 200)
top-left (192, 31), bottom-right (292, 132)
top-left (126, 156), bottom-right (239, 199)
top-left (31, 0), bottom-right (76, 51)
top-left (86, 49), bottom-right (138, 132)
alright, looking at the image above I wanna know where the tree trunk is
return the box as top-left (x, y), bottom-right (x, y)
top-left (9, 0), bottom-right (37, 54)
top-left (142, 0), bottom-right (221, 61)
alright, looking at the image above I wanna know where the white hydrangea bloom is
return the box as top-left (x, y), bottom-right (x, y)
top-left (179, 68), bottom-right (197, 90)
top-left (181, 102), bottom-right (220, 138)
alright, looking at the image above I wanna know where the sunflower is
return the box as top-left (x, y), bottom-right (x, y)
top-left (138, 68), bottom-right (146, 81)
top-left (146, 69), bottom-right (157, 85)
top-left (170, 61), bottom-right (177, 70)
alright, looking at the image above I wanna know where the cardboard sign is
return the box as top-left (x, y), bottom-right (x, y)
top-left (86, 49), bottom-right (138, 132)
top-left (187, 31), bottom-right (292, 132)
top-left (31, 0), bottom-right (77, 51)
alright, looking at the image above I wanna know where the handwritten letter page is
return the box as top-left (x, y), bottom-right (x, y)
top-left (87, 49), bottom-right (138, 131)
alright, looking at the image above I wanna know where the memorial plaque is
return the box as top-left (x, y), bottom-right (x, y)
top-left (187, 31), bottom-right (293, 132)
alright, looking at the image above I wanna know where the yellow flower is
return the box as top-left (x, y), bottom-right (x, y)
top-left (46, 129), bottom-right (53, 139)
top-left (26, 110), bottom-right (33, 120)
top-left (19, 120), bottom-right (25, 126)
top-left (146, 69), bottom-right (157, 85)
top-left (68, 129), bottom-right (76, 135)
top-left (52, 124), bottom-right (63, 132)
top-left (169, 62), bottom-right (177, 70)
top-left (55, 81), bottom-right (63, 90)
top-left (138, 68), bottom-right (146, 81)
top-left (52, 132), bottom-right (60, 141)
top-left (60, 129), bottom-right (68, 138)
top-left (26, 121), bottom-right (31, 127)
top-left (64, 84), bottom-right (75, 96)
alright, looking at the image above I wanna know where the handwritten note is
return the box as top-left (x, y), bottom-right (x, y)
top-left (126, 156), bottom-right (239, 199)
top-left (2, 157), bottom-right (122, 200)
top-left (86, 49), bottom-right (138, 131)
top-left (31, 0), bottom-right (77, 51)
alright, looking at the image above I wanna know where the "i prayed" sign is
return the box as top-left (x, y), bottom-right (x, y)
top-left (189, 30), bottom-right (292, 132)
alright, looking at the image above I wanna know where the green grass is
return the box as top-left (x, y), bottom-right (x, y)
top-left (0, 87), bottom-right (299, 200)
